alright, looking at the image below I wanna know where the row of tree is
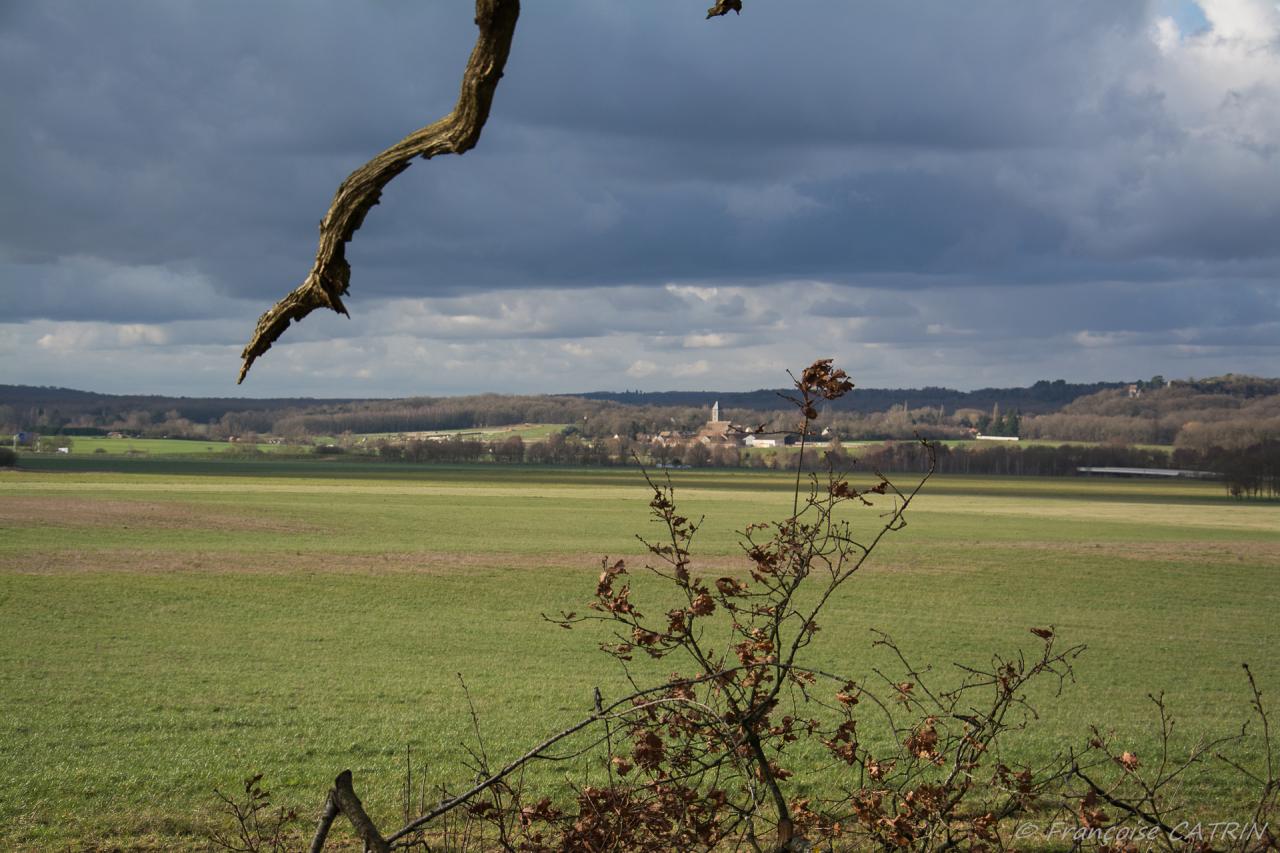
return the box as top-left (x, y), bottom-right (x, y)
top-left (5, 374), bottom-right (1277, 451)
top-left (373, 433), bottom-right (624, 467)
top-left (329, 432), bottom-right (1277, 499)
top-left (1197, 439), bottom-right (1280, 499)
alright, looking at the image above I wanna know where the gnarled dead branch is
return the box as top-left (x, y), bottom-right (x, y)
top-left (237, 0), bottom-right (521, 383)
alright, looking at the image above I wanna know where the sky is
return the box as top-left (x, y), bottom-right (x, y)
top-left (1, 0), bottom-right (1278, 397)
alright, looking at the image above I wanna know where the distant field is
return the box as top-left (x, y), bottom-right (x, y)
top-left (351, 422), bottom-right (570, 443)
top-left (936, 438), bottom-right (1176, 452)
top-left (51, 436), bottom-right (296, 456)
top-left (739, 438), bottom-right (1177, 464)
top-left (0, 458), bottom-right (1276, 849)
top-left (35, 430), bottom-right (1175, 463)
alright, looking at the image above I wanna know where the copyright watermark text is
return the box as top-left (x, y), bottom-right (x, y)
top-left (1012, 820), bottom-right (1269, 846)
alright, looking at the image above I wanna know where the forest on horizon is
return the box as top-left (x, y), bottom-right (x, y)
top-left (3, 373), bottom-right (1279, 456)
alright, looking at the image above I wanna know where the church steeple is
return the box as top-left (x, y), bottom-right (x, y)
top-left (711, 401), bottom-right (720, 423)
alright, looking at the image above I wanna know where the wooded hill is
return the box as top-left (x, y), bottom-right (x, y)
top-left (0, 385), bottom-right (363, 426)
top-left (579, 378), bottom-right (1123, 414)
top-left (0, 379), bottom-right (1118, 440)
top-left (1022, 376), bottom-right (1280, 449)
top-left (2, 375), bottom-right (1277, 449)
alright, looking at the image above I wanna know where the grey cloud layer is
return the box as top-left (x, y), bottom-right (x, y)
top-left (0, 1), bottom-right (1276, 394)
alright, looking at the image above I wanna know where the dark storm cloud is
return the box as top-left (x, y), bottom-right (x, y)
top-left (500, 1), bottom-right (1153, 148)
top-left (0, 2), bottom-right (1164, 287)
top-left (1, 0), bottom-right (1277, 395)
top-left (1, 3), bottom-right (475, 297)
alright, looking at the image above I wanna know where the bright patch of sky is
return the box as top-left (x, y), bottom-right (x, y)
top-left (1156, 0), bottom-right (1211, 34)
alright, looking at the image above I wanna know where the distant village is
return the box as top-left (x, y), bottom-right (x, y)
top-left (5, 399), bottom-right (1033, 456)
top-left (6, 374), bottom-right (1278, 494)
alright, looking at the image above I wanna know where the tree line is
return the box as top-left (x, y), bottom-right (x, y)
top-left (4, 374), bottom-right (1277, 456)
top-left (302, 432), bottom-right (1278, 499)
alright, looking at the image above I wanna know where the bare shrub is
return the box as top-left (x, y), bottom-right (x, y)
top-left (210, 773), bottom-right (302, 853)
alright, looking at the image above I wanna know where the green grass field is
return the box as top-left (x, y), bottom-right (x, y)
top-left (0, 458), bottom-right (1276, 849)
top-left (50, 436), bottom-right (298, 456)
